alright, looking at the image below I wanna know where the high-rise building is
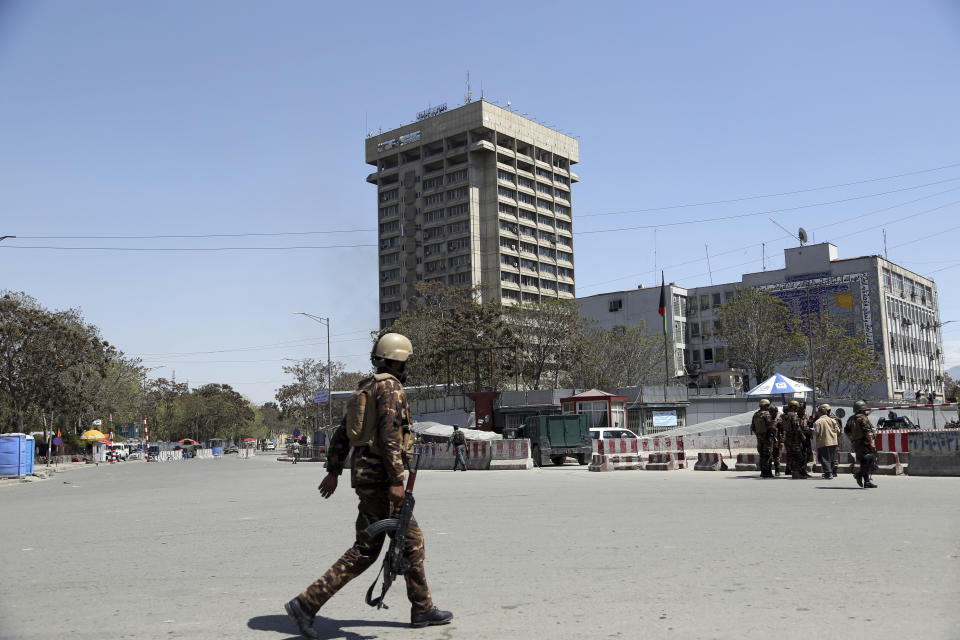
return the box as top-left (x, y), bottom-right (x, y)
top-left (579, 242), bottom-right (947, 401)
top-left (366, 100), bottom-right (579, 329)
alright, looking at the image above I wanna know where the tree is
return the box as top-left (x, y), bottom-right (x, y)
top-left (275, 358), bottom-right (344, 431)
top-left (943, 373), bottom-right (958, 402)
top-left (713, 287), bottom-right (805, 387)
top-left (0, 293), bottom-right (114, 433)
top-left (505, 298), bottom-right (583, 389)
top-left (566, 323), bottom-right (663, 389)
top-left (388, 282), bottom-right (515, 393)
top-left (804, 312), bottom-right (883, 398)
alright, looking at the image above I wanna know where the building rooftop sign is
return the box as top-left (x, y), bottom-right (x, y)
top-left (416, 103), bottom-right (447, 120)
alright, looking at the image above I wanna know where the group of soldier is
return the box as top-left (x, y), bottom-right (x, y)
top-left (750, 397), bottom-right (878, 488)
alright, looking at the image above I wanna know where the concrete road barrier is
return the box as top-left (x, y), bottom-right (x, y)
top-left (694, 452), bottom-right (727, 471)
top-left (593, 437), bottom-right (639, 455)
top-left (413, 441), bottom-right (491, 470)
top-left (906, 430), bottom-right (960, 476)
top-left (588, 453), bottom-right (615, 472)
top-left (646, 452), bottom-right (683, 471)
top-left (489, 439), bottom-right (533, 470)
top-left (639, 435), bottom-right (684, 454)
top-left (735, 452), bottom-right (760, 471)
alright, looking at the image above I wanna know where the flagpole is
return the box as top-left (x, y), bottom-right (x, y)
top-left (660, 272), bottom-right (669, 402)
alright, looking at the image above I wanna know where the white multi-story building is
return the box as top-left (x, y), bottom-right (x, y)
top-left (366, 100), bottom-right (579, 329)
top-left (579, 243), bottom-right (946, 401)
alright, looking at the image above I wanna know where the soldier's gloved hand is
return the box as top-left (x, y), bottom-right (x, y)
top-left (318, 473), bottom-right (338, 499)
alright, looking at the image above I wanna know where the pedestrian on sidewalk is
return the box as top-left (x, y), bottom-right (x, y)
top-left (449, 425), bottom-right (468, 472)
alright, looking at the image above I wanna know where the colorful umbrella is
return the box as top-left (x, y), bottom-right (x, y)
top-left (746, 373), bottom-right (812, 396)
top-left (177, 438), bottom-right (199, 445)
top-left (79, 429), bottom-right (107, 442)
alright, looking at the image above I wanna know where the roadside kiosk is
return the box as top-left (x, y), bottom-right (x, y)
top-left (560, 389), bottom-right (629, 431)
top-left (209, 438), bottom-right (225, 457)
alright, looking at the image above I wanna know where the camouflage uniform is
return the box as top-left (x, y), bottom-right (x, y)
top-left (298, 373), bottom-right (433, 617)
top-left (772, 413), bottom-right (783, 475)
top-left (781, 412), bottom-right (809, 479)
top-left (799, 411), bottom-right (814, 468)
top-left (750, 409), bottom-right (775, 477)
top-left (847, 413), bottom-right (877, 484)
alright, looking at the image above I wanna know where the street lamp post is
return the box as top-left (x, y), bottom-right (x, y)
top-left (295, 312), bottom-right (332, 430)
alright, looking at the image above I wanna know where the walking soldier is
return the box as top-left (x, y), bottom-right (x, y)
top-left (284, 333), bottom-right (453, 638)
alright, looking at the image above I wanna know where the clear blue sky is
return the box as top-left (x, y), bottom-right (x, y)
top-left (2, 0), bottom-right (959, 404)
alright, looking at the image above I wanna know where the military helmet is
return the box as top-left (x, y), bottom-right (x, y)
top-left (371, 332), bottom-right (413, 365)
top-left (853, 400), bottom-right (868, 414)
top-left (759, 399), bottom-right (771, 408)
top-left (788, 400), bottom-right (800, 408)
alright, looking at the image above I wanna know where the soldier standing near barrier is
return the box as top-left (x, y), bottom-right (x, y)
top-left (770, 405), bottom-right (782, 476)
top-left (284, 333), bottom-right (453, 638)
top-left (798, 403), bottom-right (814, 471)
top-left (448, 424), bottom-right (468, 471)
top-left (844, 400), bottom-right (878, 489)
top-left (781, 401), bottom-right (810, 479)
top-left (813, 404), bottom-right (840, 479)
top-left (750, 399), bottom-right (775, 478)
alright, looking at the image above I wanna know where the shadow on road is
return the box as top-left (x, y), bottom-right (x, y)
top-left (815, 486), bottom-right (866, 490)
top-left (248, 613), bottom-right (409, 639)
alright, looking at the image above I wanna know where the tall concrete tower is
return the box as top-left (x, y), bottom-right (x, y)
top-left (366, 100), bottom-right (579, 329)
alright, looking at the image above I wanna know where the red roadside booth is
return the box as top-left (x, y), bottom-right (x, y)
top-left (560, 389), bottom-right (628, 431)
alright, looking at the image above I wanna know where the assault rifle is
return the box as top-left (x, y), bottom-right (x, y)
top-left (363, 453), bottom-right (420, 609)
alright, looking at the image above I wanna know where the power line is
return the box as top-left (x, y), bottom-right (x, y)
top-left (15, 229), bottom-right (374, 240)
top-left (577, 192), bottom-right (960, 291)
top-left (133, 331), bottom-right (372, 357)
top-left (0, 244), bottom-right (376, 251)
top-left (5, 163), bottom-right (958, 244)
top-left (574, 160), bottom-right (960, 218)
top-left (575, 176), bottom-right (960, 235)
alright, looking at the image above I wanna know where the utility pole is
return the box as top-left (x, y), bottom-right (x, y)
top-left (295, 312), bottom-right (332, 428)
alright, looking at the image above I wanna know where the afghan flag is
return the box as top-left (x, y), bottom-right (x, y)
top-left (658, 271), bottom-right (667, 334)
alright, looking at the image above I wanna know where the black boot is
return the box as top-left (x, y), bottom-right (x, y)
top-left (411, 607), bottom-right (454, 628)
top-left (863, 474), bottom-right (878, 489)
top-left (855, 471), bottom-right (864, 488)
top-left (284, 598), bottom-right (318, 640)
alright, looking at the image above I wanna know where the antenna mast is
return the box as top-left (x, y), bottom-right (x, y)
top-left (465, 71), bottom-right (472, 104)
top-left (883, 228), bottom-right (888, 259)
top-left (653, 228), bottom-right (658, 288)
top-left (705, 245), bottom-right (714, 285)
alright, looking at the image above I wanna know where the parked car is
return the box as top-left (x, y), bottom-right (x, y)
top-left (224, 444), bottom-right (239, 454)
top-left (264, 441), bottom-right (276, 451)
top-left (590, 428), bottom-right (641, 440)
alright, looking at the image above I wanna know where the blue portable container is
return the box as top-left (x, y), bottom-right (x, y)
top-left (24, 435), bottom-right (35, 474)
top-left (0, 433), bottom-right (27, 477)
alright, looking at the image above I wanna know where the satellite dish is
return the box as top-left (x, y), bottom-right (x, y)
top-left (798, 227), bottom-right (808, 245)
top-left (834, 408), bottom-right (846, 419)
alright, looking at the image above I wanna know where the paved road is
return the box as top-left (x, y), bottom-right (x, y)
top-left (1, 456), bottom-right (958, 639)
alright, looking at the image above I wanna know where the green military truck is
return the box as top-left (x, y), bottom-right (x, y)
top-left (519, 413), bottom-right (592, 466)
